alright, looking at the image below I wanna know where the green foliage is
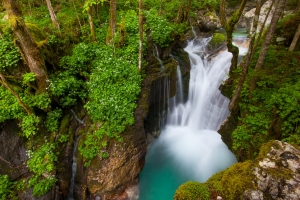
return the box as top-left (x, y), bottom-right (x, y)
top-left (0, 35), bottom-right (21, 72)
top-left (0, 175), bottom-right (12, 200)
top-left (276, 10), bottom-right (300, 46)
top-left (21, 93), bottom-right (51, 110)
top-left (45, 109), bottom-right (62, 132)
top-left (145, 9), bottom-right (177, 47)
top-left (49, 71), bottom-right (86, 107)
top-left (22, 72), bottom-right (36, 85)
top-left (209, 33), bottom-right (226, 49)
top-left (58, 134), bottom-right (69, 143)
top-left (174, 181), bottom-right (210, 200)
top-left (79, 10), bottom-right (141, 163)
top-left (27, 143), bottom-right (57, 197)
top-left (83, 0), bottom-right (106, 11)
top-left (21, 114), bottom-right (40, 138)
top-left (231, 45), bottom-right (300, 160)
top-left (0, 86), bottom-right (23, 122)
top-left (268, 81), bottom-right (300, 144)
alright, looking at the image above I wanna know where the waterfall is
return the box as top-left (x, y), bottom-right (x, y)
top-left (139, 35), bottom-right (248, 200)
top-left (67, 128), bottom-right (80, 200)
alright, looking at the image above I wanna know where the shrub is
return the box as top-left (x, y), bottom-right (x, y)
top-left (145, 9), bottom-right (176, 47)
top-left (0, 175), bottom-right (12, 200)
top-left (27, 143), bottom-right (57, 197)
top-left (174, 181), bottom-right (210, 200)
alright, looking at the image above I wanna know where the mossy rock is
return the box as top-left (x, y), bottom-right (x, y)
top-left (209, 33), bottom-right (226, 50)
top-left (174, 181), bottom-right (210, 200)
top-left (206, 161), bottom-right (255, 200)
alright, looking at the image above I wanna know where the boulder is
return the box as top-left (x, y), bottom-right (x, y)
top-left (244, 0), bottom-right (275, 33)
top-left (192, 10), bottom-right (222, 32)
top-left (207, 140), bottom-right (300, 199)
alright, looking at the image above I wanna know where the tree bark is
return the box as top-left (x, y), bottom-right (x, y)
top-left (220, 0), bottom-right (247, 74)
top-left (106, 0), bottom-right (117, 44)
top-left (0, 73), bottom-right (33, 115)
top-left (45, 0), bottom-right (60, 30)
top-left (229, 0), bottom-right (262, 110)
top-left (138, 0), bottom-right (143, 71)
top-left (250, 0), bottom-right (287, 90)
top-left (87, 5), bottom-right (97, 42)
top-left (289, 23), bottom-right (300, 51)
top-left (3, 0), bottom-right (48, 94)
top-left (176, 0), bottom-right (192, 23)
top-left (252, 0), bottom-right (275, 54)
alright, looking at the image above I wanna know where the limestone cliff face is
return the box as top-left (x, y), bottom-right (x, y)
top-left (243, 0), bottom-right (276, 34)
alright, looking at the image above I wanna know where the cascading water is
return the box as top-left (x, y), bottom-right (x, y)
top-left (139, 35), bottom-right (248, 199)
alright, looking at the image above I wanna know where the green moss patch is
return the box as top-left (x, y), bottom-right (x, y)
top-left (174, 181), bottom-right (210, 200)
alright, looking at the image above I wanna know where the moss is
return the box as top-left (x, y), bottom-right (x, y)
top-left (174, 181), bottom-right (210, 200)
top-left (25, 22), bottom-right (47, 43)
top-left (209, 33), bottom-right (226, 50)
top-left (206, 161), bottom-right (255, 200)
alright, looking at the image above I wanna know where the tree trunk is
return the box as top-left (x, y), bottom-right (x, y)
top-left (45, 0), bottom-right (60, 30)
top-left (3, 0), bottom-right (48, 94)
top-left (138, 0), bottom-right (143, 71)
top-left (250, 0), bottom-right (287, 90)
top-left (0, 73), bottom-right (33, 115)
top-left (176, 0), bottom-right (192, 23)
top-left (229, 0), bottom-right (262, 110)
top-left (220, 0), bottom-right (247, 74)
top-left (87, 5), bottom-right (97, 42)
top-left (289, 23), bottom-right (300, 51)
top-left (252, 0), bottom-right (275, 54)
top-left (106, 0), bottom-right (117, 44)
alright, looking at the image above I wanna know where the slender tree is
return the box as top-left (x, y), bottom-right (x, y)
top-left (138, 0), bottom-right (143, 71)
top-left (3, 0), bottom-right (48, 94)
top-left (106, 0), bottom-right (117, 44)
top-left (87, 5), bottom-right (97, 41)
top-left (229, 0), bottom-right (262, 110)
top-left (220, 0), bottom-right (248, 74)
top-left (250, 0), bottom-right (287, 90)
top-left (252, 0), bottom-right (275, 54)
top-left (176, 0), bottom-right (192, 23)
top-left (45, 0), bottom-right (60, 30)
top-left (289, 4), bottom-right (300, 51)
top-left (289, 24), bottom-right (300, 51)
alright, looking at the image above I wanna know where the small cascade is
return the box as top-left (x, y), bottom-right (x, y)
top-left (191, 26), bottom-right (197, 38)
top-left (67, 111), bottom-right (85, 200)
top-left (67, 128), bottom-right (80, 200)
top-left (139, 33), bottom-right (249, 200)
top-left (70, 109), bottom-right (86, 126)
top-left (158, 76), bottom-right (170, 128)
top-left (153, 44), bottom-right (165, 71)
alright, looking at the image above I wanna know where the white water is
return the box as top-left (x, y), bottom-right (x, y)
top-left (139, 36), bottom-right (248, 199)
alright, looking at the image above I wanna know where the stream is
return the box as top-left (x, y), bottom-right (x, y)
top-left (138, 31), bottom-right (248, 200)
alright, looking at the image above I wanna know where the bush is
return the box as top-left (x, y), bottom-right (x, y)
top-left (0, 35), bottom-right (21, 72)
top-left (174, 181), bottom-right (210, 200)
top-left (27, 143), bottom-right (57, 197)
top-left (0, 175), bottom-right (12, 200)
top-left (145, 9), bottom-right (176, 47)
